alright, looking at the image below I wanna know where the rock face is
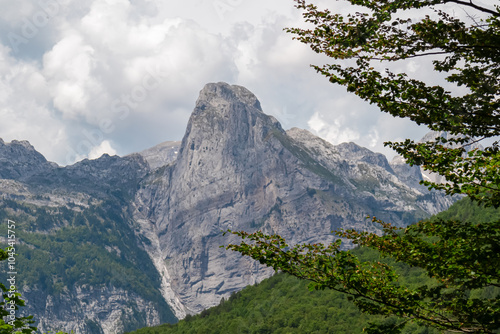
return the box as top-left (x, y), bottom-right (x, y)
top-left (24, 285), bottom-right (162, 334)
top-left (131, 82), bottom-right (454, 317)
top-left (136, 141), bottom-right (181, 170)
top-left (0, 139), bottom-right (57, 180)
top-left (0, 82), bottom-right (456, 333)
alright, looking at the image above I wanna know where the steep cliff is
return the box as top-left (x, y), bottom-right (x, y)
top-left (132, 82), bottom-right (454, 317)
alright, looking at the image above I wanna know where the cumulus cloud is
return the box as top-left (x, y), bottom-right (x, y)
top-left (0, 43), bottom-right (70, 163)
top-left (1, 0), bottom-right (471, 166)
top-left (43, 32), bottom-right (100, 118)
top-left (88, 140), bottom-right (117, 160)
top-left (308, 112), bottom-right (360, 145)
top-left (0, 0), bottom-right (245, 164)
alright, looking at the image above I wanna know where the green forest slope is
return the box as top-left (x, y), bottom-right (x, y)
top-left (129, 198), bottom-right (500, 334)
top-left (0, 197), bottom-right (177, 331)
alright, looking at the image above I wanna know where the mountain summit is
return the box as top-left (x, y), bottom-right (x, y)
top-left (132, 82), bottom-right (454, 318)
top-left (0, 139), bottom-right (56, 179)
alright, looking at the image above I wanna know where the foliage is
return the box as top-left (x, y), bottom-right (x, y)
top-left (434, 197), bottom-right (500, 223)
top-left (226, 1), bottom-right (500, 333)
top-left (225, 210), bottom-right (500, 333)
top-left (0, 248), bottom-right (36, 334)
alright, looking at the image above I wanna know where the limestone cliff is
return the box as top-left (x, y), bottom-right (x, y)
top-left (132, 83), bottom-right (454, 317)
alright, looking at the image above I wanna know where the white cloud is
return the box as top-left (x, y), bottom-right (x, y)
top-left (0, 44), bottom-right (71, 164)
top-left (0, 0), bottom-right (477, 165)
top-left (43, 32), bottom-right (100, 118)
top-left (88, 140), bottom-right (117, 159)
top-left (308, 112), bottom-right (360, 145)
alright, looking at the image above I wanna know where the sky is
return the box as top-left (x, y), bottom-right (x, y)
top-left (0, 0), bottom-right (495, 166)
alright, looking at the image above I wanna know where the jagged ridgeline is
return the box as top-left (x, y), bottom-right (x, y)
top-left (128, 198), bottom-right (500, 334)
top-left (0, 83), bottom-right (454, 334)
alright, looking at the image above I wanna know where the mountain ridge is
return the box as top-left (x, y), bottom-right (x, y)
top-left (0, 82), bottom-right (455, 334)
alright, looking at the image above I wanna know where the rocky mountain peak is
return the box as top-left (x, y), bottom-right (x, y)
top-left (11, 139), bottom-right (36, 150)
top-left (175, 82), bottom-right (285, 176)
top-left (194, 82), bottom-right (262, 115)
top-left (0, 138), bottom-right (56, 180)
top-left (286, 127), bottom-right (331, 146)
top-left (185, 82), bottom-right (281, 138)
top-left (136, 141), bottom-right (181, 170)
top-left (335, 142), bottom-right (394, 173)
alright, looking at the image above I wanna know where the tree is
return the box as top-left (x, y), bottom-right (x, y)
top-left (0, 248), bottom-right (36, 334)
top-left (225, 1), bottom-right (500, 333)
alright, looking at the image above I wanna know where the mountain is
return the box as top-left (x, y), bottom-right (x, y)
top-left (0, 139), bottom-right (57, 180)
top-left (130, 82), bottom-right (453, 317)
top-left (0, 82), bottom-right (454, 334)
top-left (0, 150), bottom-right (176, 333)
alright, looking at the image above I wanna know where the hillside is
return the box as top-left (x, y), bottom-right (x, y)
top-left (127, 261), bottom-right (441, 334)
top-left (128, 197), bottom-right (500, 334)
top-left (0, 190), bottom-right (177, 333)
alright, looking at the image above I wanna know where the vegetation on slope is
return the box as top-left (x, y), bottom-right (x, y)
top-left (128, 248), bottom-right (441, 334)
top-left (130, 197), bottom-right (500, 334)
top-left (434, 197), bottom-right (500, 224)
top-left (0, 198), bottom-right (177, 331)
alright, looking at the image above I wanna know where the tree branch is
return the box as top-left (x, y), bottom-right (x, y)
top-left (444, 0), bottom-right (500, 17)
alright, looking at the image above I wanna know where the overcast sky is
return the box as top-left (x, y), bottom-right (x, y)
top-left (0, 0), bottom-right (495, 166)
